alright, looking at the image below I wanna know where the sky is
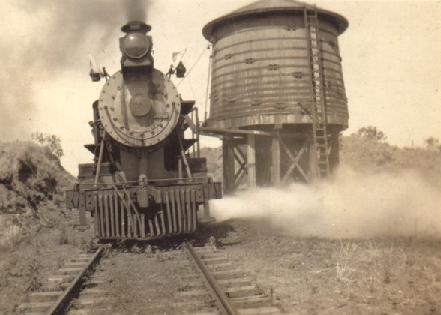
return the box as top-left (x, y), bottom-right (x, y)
top-left (0, 0), bottom-right (440, 175)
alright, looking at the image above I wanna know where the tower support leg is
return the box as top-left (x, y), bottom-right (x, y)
top-left (222, 135), bottom-right (235, 194)
top-left (247, 134), bottom-right (256, 188)
top-left (271, 134), bottom-right (281, 186)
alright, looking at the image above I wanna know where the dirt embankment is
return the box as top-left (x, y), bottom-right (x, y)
top-left (0, 141), bottom-right (90, 315)
top-left (0, 141), bottom-right (73, 215)
top-left (0, 141), bottom-right (76, 245)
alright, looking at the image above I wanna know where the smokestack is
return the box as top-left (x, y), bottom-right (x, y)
top-left (125, 0), bottom-right (147, 23)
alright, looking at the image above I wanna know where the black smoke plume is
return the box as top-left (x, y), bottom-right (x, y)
top-left (125, 0), bottom-right (147, 22)
top-left (0, 0), bottom-right (147, 138)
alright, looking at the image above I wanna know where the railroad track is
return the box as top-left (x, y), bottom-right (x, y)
top-left (19, 242), bottom-right (282, 315)
top-left (18, 247), bottom-right (104, 315)
top-left (178, 242), bottom-right (282, 315)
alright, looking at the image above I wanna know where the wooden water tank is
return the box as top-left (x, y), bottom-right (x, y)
top-left (203, 0), bottom-right (349, 130)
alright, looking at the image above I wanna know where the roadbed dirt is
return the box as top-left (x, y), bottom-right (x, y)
top-left (212, 218), bottom-right (441, 315)
top-left (0, 223), bottom-right (91, 315)
top-left (96, 249), bottom-right (194, 314)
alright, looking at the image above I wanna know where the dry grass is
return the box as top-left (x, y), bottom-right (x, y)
top-left (0, 211), bottom-right (92, 314)
top-left (335, 241), bottom-right (357, 285)
top-left (220, 219), bottom-right (441, 315)
top-left (0, 215), bottom-right (22, 250)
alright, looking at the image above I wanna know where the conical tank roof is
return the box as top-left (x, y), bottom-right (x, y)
top-left (203, 0), bottom-right (348, 40)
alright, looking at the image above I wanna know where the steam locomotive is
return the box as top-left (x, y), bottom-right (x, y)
top-left (66, 21), bottom-right (221, 241)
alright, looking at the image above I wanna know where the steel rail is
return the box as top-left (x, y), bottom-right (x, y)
top-left (184, 242), bottom-right (239, 315)
top-left (46, 247), bottom-right (104, 315)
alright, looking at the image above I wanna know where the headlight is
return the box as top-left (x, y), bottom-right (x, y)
top-left (122, 33), bottom-right (150, 59)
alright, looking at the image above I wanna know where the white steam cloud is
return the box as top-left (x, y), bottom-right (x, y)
top-left (210, 167), bottom-right (441, 239)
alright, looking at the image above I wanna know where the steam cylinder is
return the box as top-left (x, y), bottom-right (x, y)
top-left (203, 0), bottom-right (349, 130)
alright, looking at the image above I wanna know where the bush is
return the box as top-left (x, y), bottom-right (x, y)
top-left (356, 126), bottom-right (387, 141)
top-left (425, 137), bottom-right (440, 152)
top-left (31, 132), bottom-right (64, 159)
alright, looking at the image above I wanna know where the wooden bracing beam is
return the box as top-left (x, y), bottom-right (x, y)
top-left (279, 138), bottom-right (310, 184)
top-left (232, 144), bottom-right (247, 189)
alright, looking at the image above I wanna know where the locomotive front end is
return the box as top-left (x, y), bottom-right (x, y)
top-left (66, 21), bottom-right (221, 241)
top-left (101, 21), bottom-right (180, 150)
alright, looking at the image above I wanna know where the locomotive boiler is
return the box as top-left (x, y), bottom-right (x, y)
top-left (66, 21), bottom-right (221, 241)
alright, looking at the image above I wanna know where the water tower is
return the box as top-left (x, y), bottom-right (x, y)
top-left (201, 0), bottom-right (349, 193)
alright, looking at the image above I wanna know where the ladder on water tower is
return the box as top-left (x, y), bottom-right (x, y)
top-left (304, 8), bottom-right (330, 178)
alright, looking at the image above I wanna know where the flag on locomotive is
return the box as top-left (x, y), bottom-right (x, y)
top-left (66, 21), bottom-right (221, 241)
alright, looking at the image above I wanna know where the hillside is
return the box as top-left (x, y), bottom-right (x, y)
top-left (201, 135), bottom-right (441, 186)
top-left (0, 141), bottom-right (73, 215)
top-left (0, 141), bottom-right (76, 248)
top-left (341, 135), bottom-right (441, 187)
top-left (0, 141), bottom-right (90, 315)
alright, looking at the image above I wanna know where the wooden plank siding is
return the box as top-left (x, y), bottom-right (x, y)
top-left (206, 13), bottom-right (348, 129)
